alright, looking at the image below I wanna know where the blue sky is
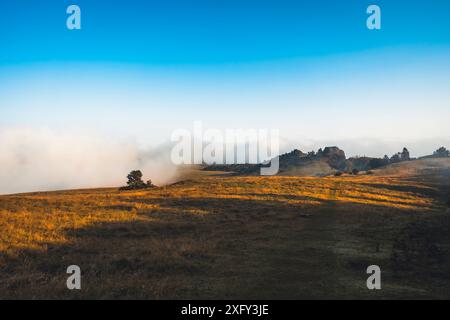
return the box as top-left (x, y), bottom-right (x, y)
top-left (0, 0), bottom-right (450, 65)
top-left (1, 0), bottom-right (450, 156)
top-left (1, 0), bottom-right (450, 65)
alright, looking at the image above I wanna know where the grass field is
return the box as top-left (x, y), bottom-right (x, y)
top-left (0, 159), bottom-right (449, 299)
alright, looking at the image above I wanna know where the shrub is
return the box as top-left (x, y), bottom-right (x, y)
top-left (352, 169), bottom-right (360, 175)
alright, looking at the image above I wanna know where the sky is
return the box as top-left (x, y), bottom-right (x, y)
top-left (0, 0), bottom-right (450, 193)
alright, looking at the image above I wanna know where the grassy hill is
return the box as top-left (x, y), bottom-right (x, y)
top-left (0, 159), bottom-right (449, 299)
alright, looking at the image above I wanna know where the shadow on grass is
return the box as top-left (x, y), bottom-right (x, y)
top-left (0, 194), bottom-right (449, 300)
top-left (359, 182), bottom-right (439, 197)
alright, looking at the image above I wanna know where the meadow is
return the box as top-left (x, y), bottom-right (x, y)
top-left (0, 159), bottom-right (449, 299)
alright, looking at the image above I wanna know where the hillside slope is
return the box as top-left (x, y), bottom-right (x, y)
top-left (1, 160), bottom-right (449, 299)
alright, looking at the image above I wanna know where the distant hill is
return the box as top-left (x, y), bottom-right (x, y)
top-left (372, 157), bottom-right (450, 178)
top-left (204, 146), bottom-right (449, 177)
top-left (276, 147), bottom-right (346, 176)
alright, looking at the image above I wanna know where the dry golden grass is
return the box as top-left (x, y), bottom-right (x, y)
top-left (0, 175), bottom-right (435, 253)
top-left (0, 162), bottom-right (449, 299)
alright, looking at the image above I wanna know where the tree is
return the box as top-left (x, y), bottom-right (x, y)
top-left (127, 170), bottom-right (145, 188)
top-left (401, 147), bottom-right (410, 161)
top-left (369, 157), bottom-right (389, 169)
top-left (390, 153), bottom-right (401, 163)
top-left (433, 147), bottom-right (449, 158)
top-left (120, 170), bottom-right (153, 190)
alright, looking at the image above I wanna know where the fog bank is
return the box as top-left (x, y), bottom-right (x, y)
top-left (0, 128), bottom-right (178, 195)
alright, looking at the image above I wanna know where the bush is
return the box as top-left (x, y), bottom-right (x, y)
top-left (352, 169), bottom-right (360, 175)
top-left (334, 171), bottom-right (343, 177)
top-left (366, 170), bottom-right (374, 175)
